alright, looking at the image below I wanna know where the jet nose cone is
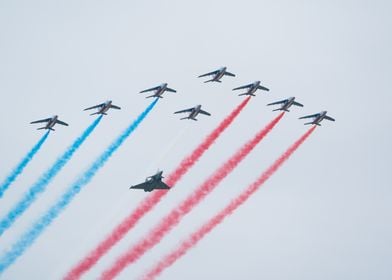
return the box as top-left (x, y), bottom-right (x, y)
top-left (162, 83), bottom-right (168, 87)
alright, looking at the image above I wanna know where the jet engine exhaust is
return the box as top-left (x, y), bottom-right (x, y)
top-left (0, 99), bottom-right (158, 275)
top-left (142, 125), bottom-right (316, 280)
top-left (0, 131), bottom-right (50, 198)
top-left (0, 116), bottom-right (103, 237)
top-left (100, 112), bottom-right (284, 280)
top-left (65, 97), bottom-right (251, 280)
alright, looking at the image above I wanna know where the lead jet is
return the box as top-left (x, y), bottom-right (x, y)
top-left (30, 115), bottom-right (68, 131)
top-left (140, 83), bottom-right (176, 98)
top-left (83, 100), bottom-right (121, 115)
top-left (129, 171), bottom-right (170, 192)
top-left (198, 67), bottom-right (235, 83)
top-left (174, 105), bottom-right (211, 121)
top-left (299, 111), bottom-right (335, 126)
top-left (232, 81), bottom-right (269, 96)
top-left (267, 97), bottom-right (303, 112)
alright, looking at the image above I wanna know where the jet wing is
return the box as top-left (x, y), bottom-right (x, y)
top-left (166, 87), bottom-right (177, 93)
top-left (232, 84), bottom-right (252, 91)
top-left (267, 99), bottom-right (287, 106)
top-left (129, 182), bottom-right (148, 190)
top-left (257, 85), bottom-right (269, 91)
top-left (110, 104), bottom-right (121, 110)
top-left (198, 70), bottom-right (219, 78)
top-left (224, 71), bottom-right (236, 77)
top-left (325, 115), bottom-right (335, 121)
top-left (299, 113), bottom-right (320, 119)
top-left (174, 108), bottom-right (194, 114)
top-left (84, 103), bottom-right (104, 111)
top-left (129, 181), bottom-right (170, 190)
top-left (56, 120), bottom-right (69, 126)
top-left (153, 181), bottom-right (170, 190)
top-left (30, 118), bottom-right (51, 124)
top-left (140, 86), bottom-right (160, 93)
top-left (199, 109), bottom-right (211, 116)
top-left (293, 101), bottom-right (304, 107)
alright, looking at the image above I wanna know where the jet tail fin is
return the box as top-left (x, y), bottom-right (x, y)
top-left (38, 127), bottom-right (54, 131)
top-left (204, 79), bottom-right (221, 83)
top-left (304, 122), bottom-right (320, 126)
top-left (238, 93), bottom-right (255, 96)
top-left (180, 117), bottom-right (197, 121)
top-left (146, 94), bottom-right (162, 98)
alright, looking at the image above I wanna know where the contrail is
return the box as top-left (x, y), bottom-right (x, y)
top-left (0, 98), bottom-right (158, 275)
top-left (65, 97), bottom-right (251, 280)
top-left (101, 112), bottom-right (284, 280)
top-left (0, 131), bottom-right (50, 198)
top-left (0, 116), bottom-right (103, 236)
top-left (142, 126), bottom-right (316, 280)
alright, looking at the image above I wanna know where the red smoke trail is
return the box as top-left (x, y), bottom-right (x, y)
top-left (142, 126), bottom-right (316, 280)
top-left (100, 112), bottom-right (285, 280)
top-left (65, 97), bottom-right (250, 280)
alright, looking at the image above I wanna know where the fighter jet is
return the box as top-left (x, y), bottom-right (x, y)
top-left (30, 115), bottom-right (68, 131)
top-left (129, 171), bottom-right (170, 192)
top-left (174, 105), bottom-right (211, 121)
top-left (299, 111), bottom-right (335, 126)
top-left (140, 83), bottom-right (176, 98)
top-left (267, 97), bottom-right (303, 112)
top-left (83, 100), bottom-right (121, 115)
top-left (198, 67), bottom-right (235, 83)
top-left (232, 81), bottom-right (269, 96)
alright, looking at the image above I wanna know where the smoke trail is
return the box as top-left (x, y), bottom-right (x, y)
top-left (142, 126), bottom-right (316, 280)
top-left (65, 97), bottom-right (250, 280)
top-left (0, 131), bottom-right (50, 198)
top-left (0, 99), bottom-right (158, 275)
top-left (101, 112), bottom-right (284, 280)
top-left (0, 116), bottom-right (103, 236)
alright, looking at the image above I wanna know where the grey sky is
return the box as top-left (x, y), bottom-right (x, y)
top-left (0, 0), bottom-right (391, 279)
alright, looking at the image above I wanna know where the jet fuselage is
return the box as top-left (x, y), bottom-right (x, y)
top-left (246, 81), bottom-right (261, 95)
top-left (212, 67), bottom-right (226, 82)
top-left (188, 105), bottom-right (202, 120)
top-left (313, 111), bottom-right (328, 125)
top-left (154, 83), bottom-right (168, 97)
top-left (46, 115), bottom-right (58, 130)
top-left (280, 97), bottom-right (296, 111)
top-left (98, 101), bottom-right (113, 114)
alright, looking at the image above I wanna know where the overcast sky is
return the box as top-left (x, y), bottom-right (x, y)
top-left (0, 0), bottom-right (391, 279)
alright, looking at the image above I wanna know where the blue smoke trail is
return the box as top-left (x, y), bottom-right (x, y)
top-left (0, 131), bottom-right (50, 198)
top-left (0, 98), bottom-right (158, 274)
top-left (0, 116), bottom-right (103, 236)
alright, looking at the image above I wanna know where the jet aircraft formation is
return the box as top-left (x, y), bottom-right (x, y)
top-left (28, 66), bottom-right (334, 191)
top-left (0, 65), bottom-right (336, 278)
